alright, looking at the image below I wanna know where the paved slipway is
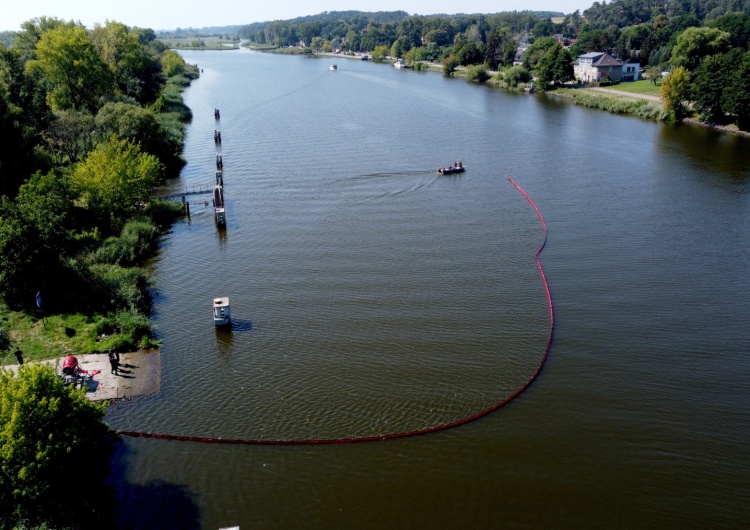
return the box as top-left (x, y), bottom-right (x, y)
top-left (5, 350), bottom-right (160, 401)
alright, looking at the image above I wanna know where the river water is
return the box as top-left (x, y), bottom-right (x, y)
top-left (105, 49), bottom-right (750, 529)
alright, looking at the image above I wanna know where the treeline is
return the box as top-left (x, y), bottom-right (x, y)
top-left (0, 17), bottom-right (196, 351)
top-left (239, 10), bottom-right (565, 54)
top-left (573, 0), bottom-right (750, 64)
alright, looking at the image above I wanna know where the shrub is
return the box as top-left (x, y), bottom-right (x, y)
top-left (443, 55), bottom-right (459, 77)
top-left (91, 218), bottom-right (159, 267)
top-left (90, 263), bottom-right (151, 313)
top-left (114, 308), bottom-right (153, 346)
top-left (466, 65), bottom-right (490, 83)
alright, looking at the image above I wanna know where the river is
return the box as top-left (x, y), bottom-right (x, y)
top-left (104, 49), bottom-right (750, 529)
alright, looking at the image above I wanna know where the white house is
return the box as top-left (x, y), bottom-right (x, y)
top-left (621, 59), bottom-right (640, 81)
top-left (574, 52), bottom-right (623, 83)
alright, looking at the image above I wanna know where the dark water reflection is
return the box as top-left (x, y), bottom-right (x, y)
top-left (107, 49), bottom-right (750, 529)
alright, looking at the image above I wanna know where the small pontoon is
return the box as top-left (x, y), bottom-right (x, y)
top-left (213, 297), bottom-right (231, 327)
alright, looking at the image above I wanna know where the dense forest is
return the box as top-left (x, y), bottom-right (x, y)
top-left (0, 17), bottom-right (196, 359)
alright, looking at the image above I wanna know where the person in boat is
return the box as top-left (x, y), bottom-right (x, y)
top-left (61, 355), bottom-right (89, 376)
top-left (458, 161), bottom-right (463, 168)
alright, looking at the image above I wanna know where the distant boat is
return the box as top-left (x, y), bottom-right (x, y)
top-left (393, 59), bottom-right (413, 69)
top-left (330, 64), bottom-right (337, 71)
top-left (213, 297), bottom-right (231, 327)
top-left (438, 164), bottom-right (466, 175)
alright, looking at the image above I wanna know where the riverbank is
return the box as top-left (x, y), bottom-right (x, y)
top-left (551, 85), bottom-right (750, 138)
top-left (3, 349), bottom-right (160, 402)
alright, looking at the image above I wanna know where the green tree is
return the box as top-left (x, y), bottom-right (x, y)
top-left (484, 29), bottom-right (508, 70)
top-left (523, 36), bottom-right (557, 70)
top-left (96, 102), bottom-right (166, 159)
top-left (26, 26), bottom-right (113, 113)
top-left (443, 55), bottom-right (460, 77)
top-left (90, 21), bottom-right (163, 103)
top-left (535, 43), bottom-right (573, 90)
top-left (504, 65), bottom-right (532, 88)
top-left (1, 44), bottom-right (52, 195)
top-left (670, 27), bottom-right (731, 72)
top-left (723, 50), bottom-right (750, 130)
top-left (691, 52), bottom-right (733, 123)
top-left (71, 135), bottom-right (163, 231)
top-left (453, 38), bottom-right (484, 66)
top-left (661, 66), bottom-right (691, 120)
top-left (0, 364), bottom-right (114, 528)
top-left (161, 49), bottom-right (185, 77)
top-left (41, 110), bottom-right (96, 164)
top-left (0, 172), bottom-right (75, 310)
top-left (371, 45), bottom-right (390, 61)
top-left (646, 65), bottom-right (661, 85)
top-left (390, 35), bottom-right (410, 59)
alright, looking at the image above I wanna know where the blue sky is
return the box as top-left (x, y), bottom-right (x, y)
top-left (2, 1), bottom-right (591, 32)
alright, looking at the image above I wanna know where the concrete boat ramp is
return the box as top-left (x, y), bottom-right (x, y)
top-left (5, 349), bottom-right (160, 402)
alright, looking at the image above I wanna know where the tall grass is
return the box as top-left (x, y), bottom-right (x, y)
top-left (560, 90), bottom-right (669, 121)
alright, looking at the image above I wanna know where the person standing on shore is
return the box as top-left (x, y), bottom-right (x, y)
top-left (108, 349), bottom-right (119, 375)
top-left (14, 347), bottom-right (23, 365)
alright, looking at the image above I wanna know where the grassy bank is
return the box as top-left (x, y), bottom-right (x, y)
top-left (554, 88), bottom-right (670, 121)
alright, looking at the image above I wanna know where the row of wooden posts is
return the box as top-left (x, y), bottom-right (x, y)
top-left (213, 108), bottom-right (226, 226)
top-left (181, 109), bottom-right (226, 225)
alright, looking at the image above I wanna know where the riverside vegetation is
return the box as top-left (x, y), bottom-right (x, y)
top-left (0, 18), bottom-right (198, 366)
top-left (0, 16), bottom-right (198, 528)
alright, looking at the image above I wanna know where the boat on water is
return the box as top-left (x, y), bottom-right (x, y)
top-left (438, 163), bottom-right (466, 175)
top-left (213, 297), bottom-right (231, 327)
top-left (393, 59), bottom-right (413, 69)
top-left (330, 64), bottom-right (337, 71)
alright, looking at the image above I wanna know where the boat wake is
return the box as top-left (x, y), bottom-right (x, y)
top-left (330, 170), bottom-right (440, 202)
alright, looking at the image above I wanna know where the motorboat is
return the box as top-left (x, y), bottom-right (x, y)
top-left (438, 164), bottom-right (466, 175)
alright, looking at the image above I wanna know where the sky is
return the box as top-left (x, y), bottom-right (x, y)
top-left (1, 0), bottom-right (592, 32)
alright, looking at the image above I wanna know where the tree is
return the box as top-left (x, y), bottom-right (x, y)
top-left (523, 36), bottom-right (557, 70)
top-left (443, 55), bottom-right (460, 77)
top-left (161, 49), bottom-right (185, 77)
top-left (691, 52), bottom-right (733, 123)
top-left (661, 66), bottom-right (690, 120)
top-left (453, 38), bottom-right (484, 66)
top-left (535, 43), bottom-right (574, 90)
top-left (646, 65), bottom-right (661, 85)
top-left (0, 172), bottom-right (76, 310)
top-left (90, 21), bottom-right (163, 104)
top-left (670, 27), bottom-right (731, 72)
top-left (0, 45), bottom-right (52, 196)
top-left (71, 135), bottom-right (163, 231)
top-left (371, 45), bottom-right (390, 61)
top-left (41, 110), bottom-right (96, 164)
top-left (26, 26), bottom-right (113, 113)
top-left (484, 28), bottom-right (508, 70)
top-left (0, 364), bottom-right (114, 528)
top-left (390, 36), bottom-right (411, 59)
top-left (532, 18), bottom-right (555, 37)
top-left (723, 50), bottom-right (750, 130)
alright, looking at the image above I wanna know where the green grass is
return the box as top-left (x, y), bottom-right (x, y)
top-left (609, 79), bottom-right (663, 97)
top-left (0, 310), bottom-right (122, 366)
top-left (556, 88), bottom-right (669, 121)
